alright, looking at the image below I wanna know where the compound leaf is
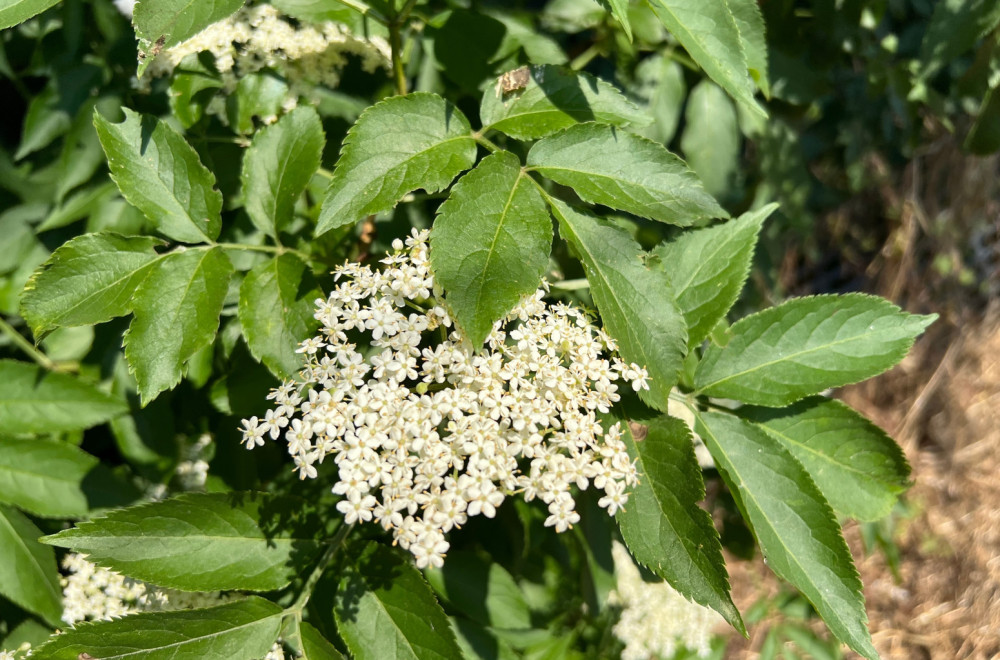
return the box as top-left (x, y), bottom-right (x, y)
top-left (696, 411), bottom-right (877, 660)
top-left (616, 417), bottom-right (743, 633)
top-left (480, 65), bottom-right (648, 140)
top-left (20, 233), bottom-right (164, 338)
top-left (242, 105), bottom-right (324, 237)
top-left (317, 93), bottom-right (477, 236)
top-left (238, 253), bottom-right (322, 379)
top-left (0, 360), bottom-right (127, 434)
top-left (653, 204), bottom-right (776, 347)
top-left (552, 200), bottom-right (686, 410)
top-left (528, 124), bottom-right (726, 226)
top-left (124, 247), bottom-right (233, 405)
top-left (741, 398), bottom-right (911, 521)
top-left (95, 108), bottom-right (222, 244)
top-left (0, 505), bottom-right (62, 627)
top-left (29, 596), bottom-right (283, 660)
top-left (43, 492), bottom-right (325, 592)
top-left (335, 543), bottom-right (463, 660)
top-left (694, 294), bottom-right (936, 407)
top-left (430, 151), bottom-right (552, 348)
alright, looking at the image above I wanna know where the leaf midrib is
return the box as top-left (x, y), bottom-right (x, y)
top-left (0, 507), bottom-right (61, 612)
top-left (697, 318), bottom-right (895, 393)
top-left (103, 608), bottom-right (282, 659)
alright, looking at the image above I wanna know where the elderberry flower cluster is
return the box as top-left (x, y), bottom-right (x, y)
top-left (241, 229), bottom-right (648, 569)
top-left (609, 542), bottom-right (723, 659)
top-left (143, 4), bottom-right (390, 123)
top-left (58, 554), bottom-right (286, 659)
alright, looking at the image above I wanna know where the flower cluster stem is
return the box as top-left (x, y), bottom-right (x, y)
top-left (0, 316), bottom-right (58, 371)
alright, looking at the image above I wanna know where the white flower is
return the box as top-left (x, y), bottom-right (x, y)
top-left (244, 230), bottom-right (648, 567)
top-left (609, 542), bottom-right (723, 659)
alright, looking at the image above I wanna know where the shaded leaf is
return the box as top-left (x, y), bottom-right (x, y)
top-left (124, 247), bottom-right (233, 404)
top-left (480, 65), bottom-right (648, 140)
top-left (653, 204), bottom-right (776, 347)
top-left (335, 543), bottom-right (463, 660)
top-left (695, 294), bottom-right (936, 407)
top-left (430, 151), bottom-right (551, 348)
top-left (238, 253), bottom-right (322, 379)
top-left (600, 0), bottom-right (632, 40)
top-left (965, 83), bottom-right (1000, 155)
top-left (741, 398), bottom-right (911, 521)
top-left (0, 505), bottom-right (62, 627)
top-left (680, 81), bottom-right (741, 201)
top-left (43, 492), bottom-right (324, 592)
top-left (552, 200), bottom-right (686, 410)
top-left (616, 417), bottom-right (743, 633)
top-left (242, 105), bottom-right (325, 237)
top-left (633, 54), bottom-right (687, 144)
top-left (0, 436), bottom-right (139, 518)
top-left (528, 124), bottom-right (726, 226)
top-left (696, 411), bottom-right (877, 660)
top-left (647, 0), bottom-right (764, 116)
top-left (920, 0), bottom-right (1000, 78)
top-left (95, 108), bottom-right (223, 243)
top-left (425, 552), bottom-right (532, 631)
top-left (20, 233), bottom-right (164, 338)
top-left (0, 360), bottom-right (127, 434)
top-left (317, 93), bottom-right (477, 236)
top-left (29, 596), bottom-right (282, 660)
top-left (300, 621), bottom-right (345, 660)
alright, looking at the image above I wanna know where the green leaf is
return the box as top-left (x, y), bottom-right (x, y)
top-left (694, 294), bottom-right (936, 407)
top-left (227, 71), bottom-right (290, 135)
top-left (133, 0), bottom-right (246, 75)
top-left (965, 83), bottom-right (1000, 155)
top-left (0, 0), bottom-right (61, 29)
top-left (335, 543), bottom-right (464, 660)
top-left (0, 505), bottom-right (62, 627)
top-left (634, 55), bottom-right (687, 145)
top-left (271, 0), bottom-right (375, 26)
top-left (124, 247), bottom-right (233, 405)
top-left (653, 204), bottom-right (776, 347)
top-left (920, 0), bottom-right (1000, 78)
top-left (450, 617), bottom-right (520, 660)
top-left (527, 124), bottom-right (726, 226)
top-left (425, 552), bottom-right (532, 631)
top-left (242, 105), bottom-right (324, 237)
top-left (741, 398), bottom-right (911, 521)
top-left (94, 108), bottom-right (223, 244)
top-left (480, 65), bottom-right (648, 140)
top-left (696, 412), bottom-right (877, 660)
top-left (238, 254), bottom-right (322, 379)
top-left (680, 81), bottom-right (740, 201)
top-left (43, 492), bottom-right (325, 592)
top-left (430, 151), bottom-right (552, 348)
top-left (0, 360), bottom-right (127, 434)
top-left (300, 621), bottom-right (345, 660)
top-left (647, 0), bottom-right (764, 116)
top-left (29, 596), bottom-right (283, 660)
top-left (600, 0), bottom-right (632, 40)
top-left (20, 233), bottom-right (164, 338)
top-left (615, 417), bottom-right (744, 633)
top-left (552, 200), bottom-right (686, 410)
top-left (317, 93), bottom-right (477, 236)
top-left (0, 436), bottom-right (139, 518)
top-left (726, 0), bottom-right (769, 97)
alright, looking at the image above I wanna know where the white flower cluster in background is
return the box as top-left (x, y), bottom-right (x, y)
top-left (57, 554), bottom-right (286, 659)
top-left (241, 229), bottom-right (648, 569)
top-left (609, 542), bottom-right (723, 660)
top-left (175, 433), bottom-right (213, 491)
top-left (142, 4), bottom-right (390, 122)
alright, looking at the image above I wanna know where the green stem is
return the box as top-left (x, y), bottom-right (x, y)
top-left (316, 167), bottom-right (334, 180)
top-left (570, 43), bottom-right (602, 71)
top-left (288, 523), bottom-right (354, 615)
top-left (472, 133), bottom-right (501, 153)
top-left (334, 0), bottom-right (386, 23)
top-left (395, 0), bottom-right (420, 24)
top-left (388, 1), bottom-right (410, 96)
top-left (215, 242), bottom-right (312, 263)
top-left (0, 316), bottom-right (58, 371)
